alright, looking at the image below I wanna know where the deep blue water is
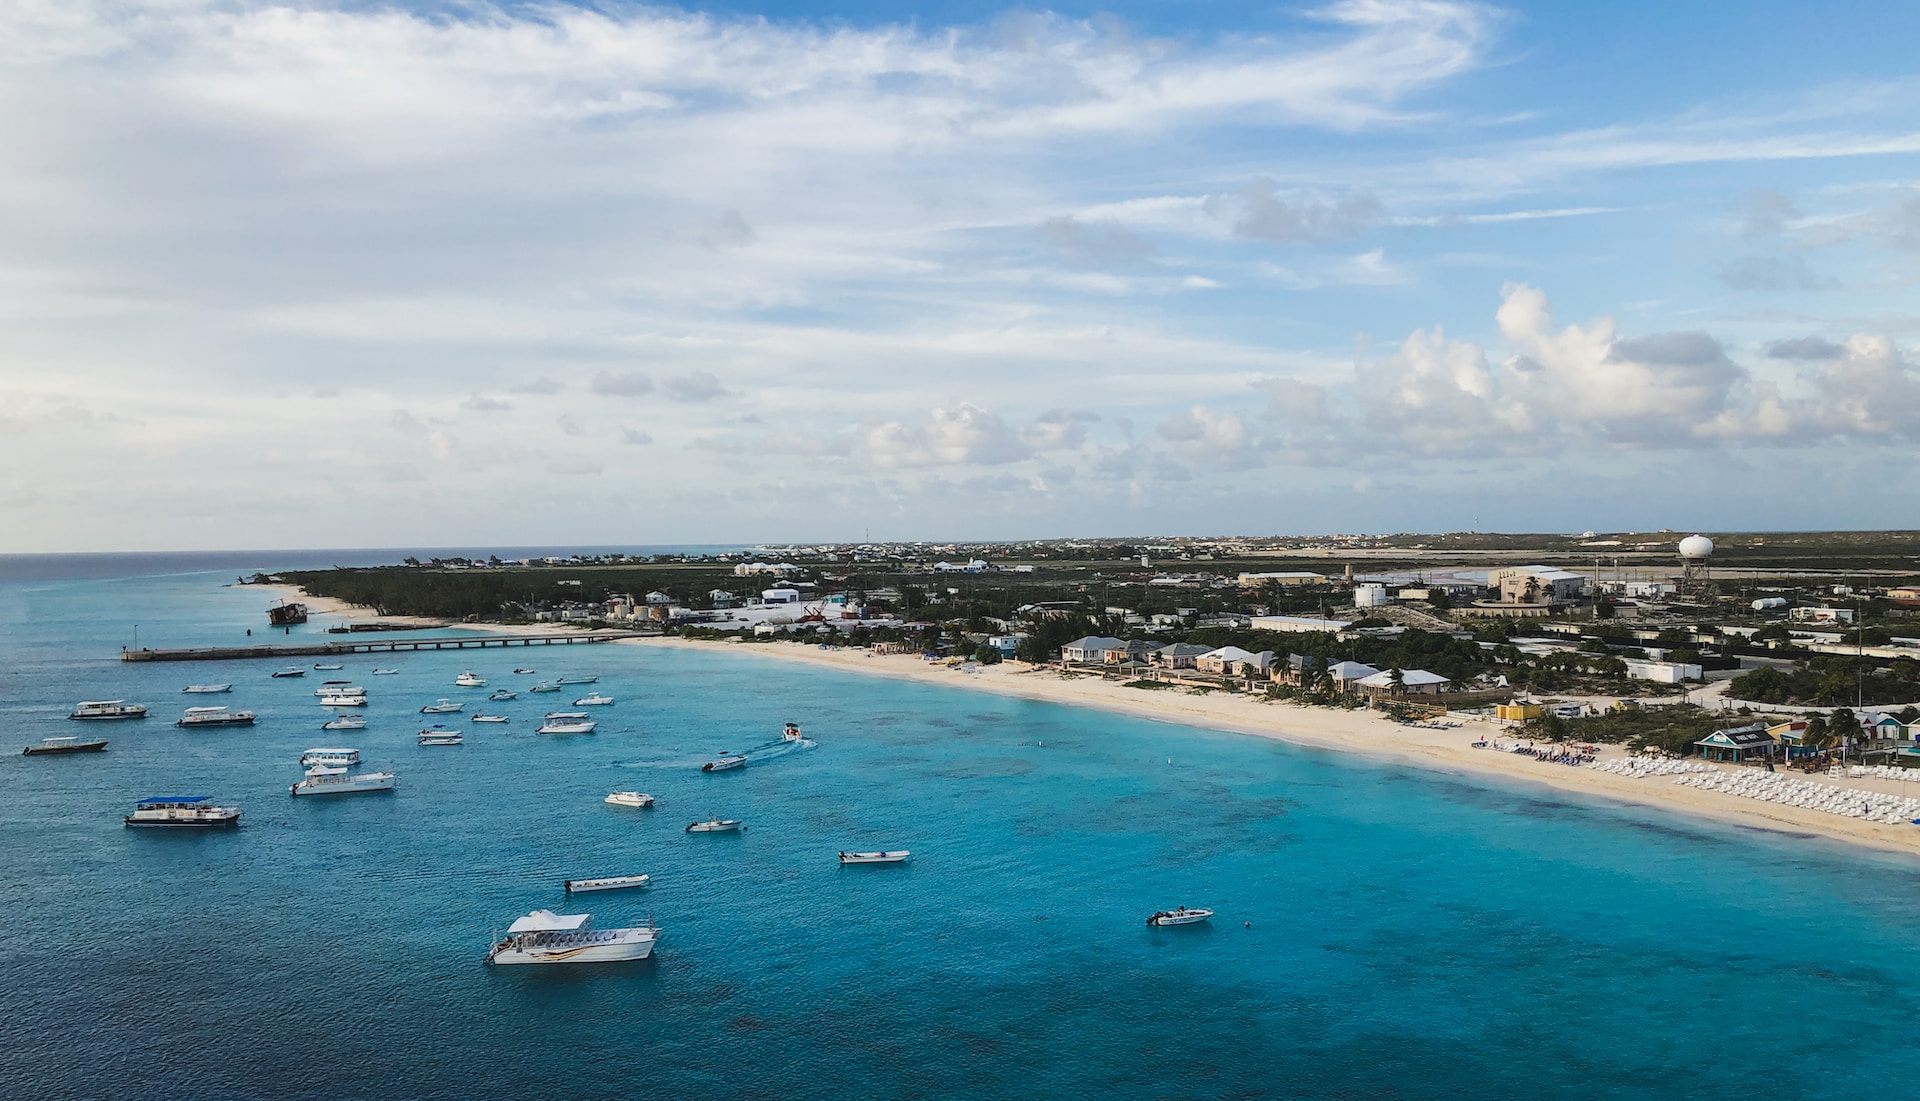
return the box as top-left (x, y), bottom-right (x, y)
top-left (6, 560), bottom-right (1920, 1099)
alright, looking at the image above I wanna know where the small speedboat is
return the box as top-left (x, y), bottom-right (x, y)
top-left (182, 684), bottom-right (232, 694)
top-left (686, 818), bottom-right (742, 833)
top-left (574, 693), bottom-right (614, 707)
top-left (605, 791), bottom-right (654, 808)
top-left (487, 689), bottom-right (517, 701)
top-left (420, 699), bottom-right (463, 714)
top-left (455, 672), bottom-right (487, 688)
top-left (371, 668), bottom-right (399, 676)
top-left (313, 663), bottom-right (343, 671)
top-left (537, 713), bottom-right (596, 735)
top-left (702, 754), bottom-right (748, 773)
top-left (24, 735), bottom-right (109, 756)
top-left (838, 850), bottom-right (909, 864)
top-left (321, 714), bottom-right (366, 731)
top-left (528, 682), bottom-right (562, 693)
top-left (271, 668), bottom-right (306, 678)
top-left (782, 722), bottom-right (805, 742)
top-left (564, 873), bottom-right (650, 893)
top-left (512, 668), bottom-right (536, 675)
top-left (471, 714), bottom-right (508, 724)
top-left (1146, 906), bottom-right (1214, 927)
top-left (556, 675), bottom-right (598, 685)
top-left (417, 726), bottom-right (463, 745)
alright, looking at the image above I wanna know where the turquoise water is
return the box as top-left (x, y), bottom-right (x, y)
top-left (6, 560), bottom-right (1920, 1099)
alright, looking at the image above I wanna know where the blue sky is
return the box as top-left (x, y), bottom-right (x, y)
top-left (4, 0), bottom-right (1920, 550)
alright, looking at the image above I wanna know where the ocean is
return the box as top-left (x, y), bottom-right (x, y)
top-left (4, 555), bottom-right (1920, 1100)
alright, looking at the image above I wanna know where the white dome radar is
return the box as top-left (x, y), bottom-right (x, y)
top-left (1678, 535), bottom-right (1715, 560)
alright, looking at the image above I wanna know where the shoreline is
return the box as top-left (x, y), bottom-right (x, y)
top-left (625, 637), bottom-right (1920, 859)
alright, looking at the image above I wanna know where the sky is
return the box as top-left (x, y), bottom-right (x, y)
top-left (5, 0), bottom-right (1920, 551)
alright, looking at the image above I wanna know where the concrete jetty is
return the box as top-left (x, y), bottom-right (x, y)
top-left (119, 630), bottom-right (653, 663)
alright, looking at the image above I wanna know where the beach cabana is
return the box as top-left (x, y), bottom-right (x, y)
top-left (1695, 723), bottom-right (1776, 763)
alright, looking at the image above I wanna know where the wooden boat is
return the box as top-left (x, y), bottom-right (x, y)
top-left (702, 754), bottom-right (748, 773)
top-left (838, 850), bottom-right (909, 864)
top-left (604, 791), bottom-right (655, 808)
top-left (1146, 906), bottom-right (1214, 927)
top-left (24, 735), bottom-right (109, 756)
top-left (564, 873), bottom-right (651, 893)
top-left (685, 818), bottom-right (742, 833)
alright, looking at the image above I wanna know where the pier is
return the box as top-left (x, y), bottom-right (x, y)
top-left (119, 630), bottom-right (654, 663)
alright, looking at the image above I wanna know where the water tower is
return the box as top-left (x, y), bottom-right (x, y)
top-left (1678, 534), bottom-right (1715, 597)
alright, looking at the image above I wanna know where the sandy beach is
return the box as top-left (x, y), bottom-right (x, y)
top-left (626, 637), bottom-right (1920, 859)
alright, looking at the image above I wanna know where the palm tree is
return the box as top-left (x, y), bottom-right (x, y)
top-left (1388, 666), bottom-right (1407, 697)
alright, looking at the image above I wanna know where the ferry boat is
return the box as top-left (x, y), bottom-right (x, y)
top-left (417, 727), bottom-right (464, 746)
top-left (70, 700), bottom-right (148, 720)
top-left (319, 694), bottom-right (368, 708)
top-left (471, 714), bottom-right (508, 724)
top-left (182, 684), bottom-right (232, 694)
top-left (838, 850), bottom-right (910, 865)
top-left (528, 682), bottom-right (562, 693)
top-left (271, 668), bottom-right (306, 678)
top-left (536, 713), bottom-right (596, 735)
top-left (455, 672), bottom-right (487, 688)
top-left (301, 747), bottom-right (360, 767)
top-left (782, 722), bottom-right (805, 742)
top-left (604, 791), bottom-right (654, 808)
top-left (686, 818), bottom-right (742, 833)
top-left (702, 754), bottom-right (748, 773)
top-left (555, 675), bottom-right (598, 685)
top-left (420, 699), bottom-right (463, 714)
top-left (314, 681), bottom-right (358, 696)
top-left (487, 689), bottom-right (517, 701)
top-left (371, 668), bottom-right (399, 676)
top-left (24, 735), bottom-right (110, 756)
top-left (1146, 906), bottom-right (1214, 927)
top-left (123, 795), bottom-right (241, 828)
top-left (486, 910), bottom-right (659, 966)
top-left (321, 715), bottom-right (365, 731)
top-left (267, 601), bottom-right (308, 626)
top-left (564, 874), bottom-right (650, 893)
top-left (291, 764), bottom-right (396, 797)
top-left (573, 693), bottom-right (614, 707)
top-left (313, 663), bottom-right (343, 671)
top-left (177, 706), bottom-right (257, 727)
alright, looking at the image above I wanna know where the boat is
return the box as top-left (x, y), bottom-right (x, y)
top-left (1146, 906), bottom-right (1214, 927)
top-left (320, 715), bottom-right (366, 731)
top-left (313, 681), bottom-right (358, 696)
top-left (319, 694), bottom-right (368, 708)
top-left (123, 795), bottom-right (241, 828)
top-left (686, 818), bottom-right (742, 833)
top-left (455, 672), bottom-right (487, 688)
top-left (512, 668), bottom-right (536, 675)
top-left (536, 713), bottom-right (596, 735)
top-left (471, 714), bottom-right (509, 724)
top-left (177, 706), bottom-right (257, 727)
top-left (417, 727), bottom-right (464, 745)
top-left (486, 910), bottom-right (659, 965)
top-left (301, 747), bottom-right (360, 767)
top-left (267, 601), bottom-right (308, 626)
top-left (24, 735), bottom-right (109, 756)
top-left (838, 850), bottom-right (910, 864)
top-left (555, 675), bottom-right (598, 685)
top-left (604, 791), bottom-right (654, 808)
top-left (573, 693), bottom-right (614, 707)
top-left (313, 663), bottom-right (343, 671)
top-left (528, 682), bottom-right (562, 693)
top-left (564, 874), bottom-right (650, 893)
top-left (271, 668), bottom-right (306, 678)
top-left (291, 763), bottom-right (396, 797)
top-left (182, 684), bottom-right (232, 694)
top-left (782, 722), bottom-right (805, 742)
top-left (487, 689), bottom-right (517, 701)
top-left (371, 668), bottom-right (399, 675)
top-left (70, 700), bottom-right (148, 720)
top-left (420, 699), bottom-right (463, 714)
top-left (702, 754), bottom-right (748, 773)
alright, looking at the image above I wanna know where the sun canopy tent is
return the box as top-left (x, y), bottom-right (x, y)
top-left (507, 910), bottom-right (590, 934)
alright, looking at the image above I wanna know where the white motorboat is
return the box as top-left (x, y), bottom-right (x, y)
top-left (512, 668), bottom-right (536, 675)
top-left (838, 850), bottom-right (910, 864)
top-left (702, 754), bottom-right (748, 773)
top-left (555, 675), bottom-right (598, 685)
top-left (371, 668), bottom-right (399, 675)
top-left (301, 747), bottom-right (361, 767)
top-left (123, 795), bottom-right (240, 828)
top-left (486, 910), bottom-right (659, 965)
top-left (471, 714), bottom-right (509, 724)
top-left (182, 684), bottom-right (232, 694)
top-left (529, 682), bottom-right (562, 693)
top-left (604, 791), bottom-right (654, 808)
top-left (70, 700), bottom-right (148, 720)
top-left (574, 693), bottom-right (614, 707)
top-left (455, 672), bottom-right (487, 688)
top-left (321, 715), bottom-right (366, 731)
top-left (271, 668), bottom-right (306, 678)
top-left (420, 699), bottom-right (463, 714)
top-left (1146, 906), bottom-right (1214, 927)
top-left (685, 818), bottom-right (742, 833)
top-left (314, 681), bottom-right (358, 696)
top-left (537, 713), bottom-right (597, 735)
top-left (313, 663), bottom-right (344, 671)
top-left (564, 873), bottom-right (650, 893)
top-left (24, 735), bottom-right (110, 756)
top-left (176, 706), bottom-right (257, 728)
top-left (417, 727), bottom-right (464, 745)
top-left (291, 764), bottom-right (396, 797)
top-left (782, 722), bottom-right (805, 742)
top-left (487, 689), bottom-right (517, 701)
top-left (319, 694), bottom-right (368, 708)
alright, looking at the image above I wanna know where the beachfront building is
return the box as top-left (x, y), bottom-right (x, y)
top-left (1150, 642), bottom-right (1212, 669)
top-left (1061, 636), bottom-right (1126, 664)
top-left (985, 634), bottom-right (1026, 658)
top-left (1324, 661), bottom-right (1381, 691)
top-left (1195, 647), bottom-right (1274, 676)
top-left (1356, 668), bottom-right (1451, 696)
top-left (1696, 723), bottom-right (1777, 763)
top-left (1103, 640), bottom-right (1159, 665)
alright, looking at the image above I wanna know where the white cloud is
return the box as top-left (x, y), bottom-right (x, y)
top-left (591, 372), bottom-right (655, 398)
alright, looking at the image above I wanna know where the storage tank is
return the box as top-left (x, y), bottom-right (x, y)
top-left (1354, 583), bottom-right (1389, 608)
top-left (1751, 597), bottom-right (1789, 611)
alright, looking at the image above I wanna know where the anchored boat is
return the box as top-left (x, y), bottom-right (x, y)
top-left (291, 764), bottom-right (396, 797)
top-left (573, 693), bottom-right (614, 707)
top-left (537, 712), bottom-right (596, 736)
top-left (486, 910), bottom-right (659, 965)
top-left (686, 818), bottom-right (742, 833)
top-left (271, 668), bottom-right (306, 679)
top-left (604, 791), bottom-right (654, 808)
top-left (455, 672), bottom-right (487, 688)
top-left (182, 684), bottom-right (232, 694)
top-left (123, 795), bottom-right (241, 829)
top-left (417, 726), bottom-right (464, 746)
top-left (1146, 906), bottom-right (1214, 927)
top-left (300, 747), bottom-right (360, 767)
top-left (564, 873), bottom-right (650, 893)
top-left (838, 850), bottom-right (910, 865)
top-left (70, 700), bottom-right (147, 720)
top-left (420, 699), bottom-right (462, 714)
top-left (321, 715), bottom-right (366, 731)
top-left (488, 689), bottom-right (517, 701)
top-left (176, 706), bottom-right (257, 728)
top-left (24, 735), bottom-right (110, 756)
